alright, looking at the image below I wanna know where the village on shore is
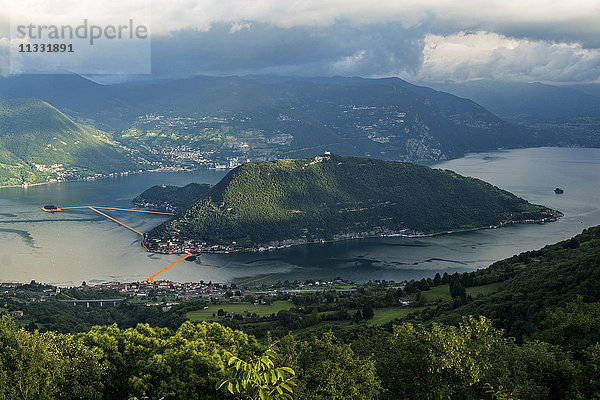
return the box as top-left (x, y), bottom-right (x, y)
top-left (0, 277), bottom-right (361, 318)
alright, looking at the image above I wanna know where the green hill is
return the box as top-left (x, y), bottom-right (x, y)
top-left (0, 99), bottom-right (138, 186)
top-left (426, 225), bottom-right (600, 338)
top-left (146, 154), bottom-right (558, 249)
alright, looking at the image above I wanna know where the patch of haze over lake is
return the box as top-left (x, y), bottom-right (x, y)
top-left (0, 147), bottom-right (598, 286)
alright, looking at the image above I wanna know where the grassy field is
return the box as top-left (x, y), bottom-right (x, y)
top-left (364, 282), bottom-right (502, 326)
top-left (466, 282), bottom-right (504, 297)
top-left (367, 306), bottom-right (427, 325)
top-left (186, 300), bottom-right (293, 322)
top-left (186, 282), bottom-right (503, 329)
top-left (293, 306), bottom-right (427, 332)
top-left (419, 282), bottom-right (504, 302)
top-left (421, 284), bottom-right (452, 303)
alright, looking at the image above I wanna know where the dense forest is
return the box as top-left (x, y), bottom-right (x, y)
top-left (3, 310), bottom-right (598, 400)
top-left (3, 226), bottom-right (600, 399)
top-left (148, 154), bottom-right (557, 249)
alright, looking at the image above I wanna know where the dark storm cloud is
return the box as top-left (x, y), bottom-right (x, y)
top-left (3, 0), bottom-right (600, 82)
top-left (147, 11), bottom-right (600, 84)
top-left (150, 22), bottom-right (426, 78)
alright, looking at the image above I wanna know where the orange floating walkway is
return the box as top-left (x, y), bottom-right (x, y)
top-left (60, 206), bottom-right (175, 215)
top-left (148, 252), bottom-right (193, 282)
top-left (48, 205), bottom-right (190, 281)
top-left (88, 207), bottom-right (144, 236)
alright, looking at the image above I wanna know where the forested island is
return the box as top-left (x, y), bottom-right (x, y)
top-left (143, 154), bottom-right (560, 253)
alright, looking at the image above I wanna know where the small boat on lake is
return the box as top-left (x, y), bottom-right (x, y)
top-left (554, 188), bottom-right (564, 194)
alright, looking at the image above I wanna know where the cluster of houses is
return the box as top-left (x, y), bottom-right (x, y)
top-left (78, 280), bottom-right (251, 301)
top-left (1, 283), bottom-right (23, 317)
top-left (145, 235), bottom-right (321, 255)
top-left (144, 235), bottom-right (234, 254)
top-left (1, 278), bottom-right (367, 319)
top-left (144, 236), bottom-right (234, 254)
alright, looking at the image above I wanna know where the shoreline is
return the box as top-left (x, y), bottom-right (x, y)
top-left (2, 145), bottom-right (589, 190)
top-left (0, 165), bottom-right (229, 190)
top-left (147, 210), bottom-right (564, 256)
top-left (0, 211), bottom-right (563, 288)
top-left (0, 181), bottom-right (52, 189)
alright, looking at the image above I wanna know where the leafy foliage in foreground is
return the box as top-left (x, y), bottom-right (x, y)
top-left (3, 312), bottom-right (599, 400)
top-left (217, 346), bottom-right (295, 400)
top-left (0, 317), bottom-right (105, 400)
top-left (150, 154), bottom-right (553, 248)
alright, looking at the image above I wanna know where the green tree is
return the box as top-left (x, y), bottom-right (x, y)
top-left (488, 340), bottom-right (579, 400)
top-left (307, 308), bottom-right (321, 326)
top-left (450, 279), bottom-right (467, 299)
top-left (79, 321), bottom-right (258, 400)
top-left (535, 297), bottom-right (600, 355)
top-left (378, 316), bottom-right (506, 400)
top-left (289, 331), bottom-right (381, 400)
top-left (433, 273), bottom-right (442, 286)
top-left (362, 304), bottom-right (374, 320)
top-left (353, 310), bottom-right (363, 324)
top-left (0, 316), bottom-right (104, 400)
top-left (217, 345), bottom-right (295, 400)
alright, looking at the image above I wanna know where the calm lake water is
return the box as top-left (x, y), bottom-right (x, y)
top-left (1, 147), bottom-right (599, 286)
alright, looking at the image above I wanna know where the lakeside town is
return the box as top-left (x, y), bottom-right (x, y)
top-left (0, 277), bottom-right (359, 318)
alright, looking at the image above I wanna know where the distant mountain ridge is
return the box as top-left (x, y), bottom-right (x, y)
top-left (525, 114), bottom-right (600, 148)
top-left (427, 80), bottom-right (600, 123)
top-left (145, 154), bottom-right (559, 251)
top-left (0, 74), bottom-right (543, 165)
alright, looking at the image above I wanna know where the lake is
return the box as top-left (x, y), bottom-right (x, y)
top-left (1, 147), bottom-right (599, 286)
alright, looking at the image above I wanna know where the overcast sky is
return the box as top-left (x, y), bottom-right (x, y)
top-left (2, 0), bottom-right (600, 83)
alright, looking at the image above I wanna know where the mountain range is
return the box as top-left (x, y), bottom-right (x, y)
top-left (1, 74), bottom-right (599, 186)
top-left (427, 80), bottom-right (600, 124)
top-left (0, 75), bottom-right (537, 163)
